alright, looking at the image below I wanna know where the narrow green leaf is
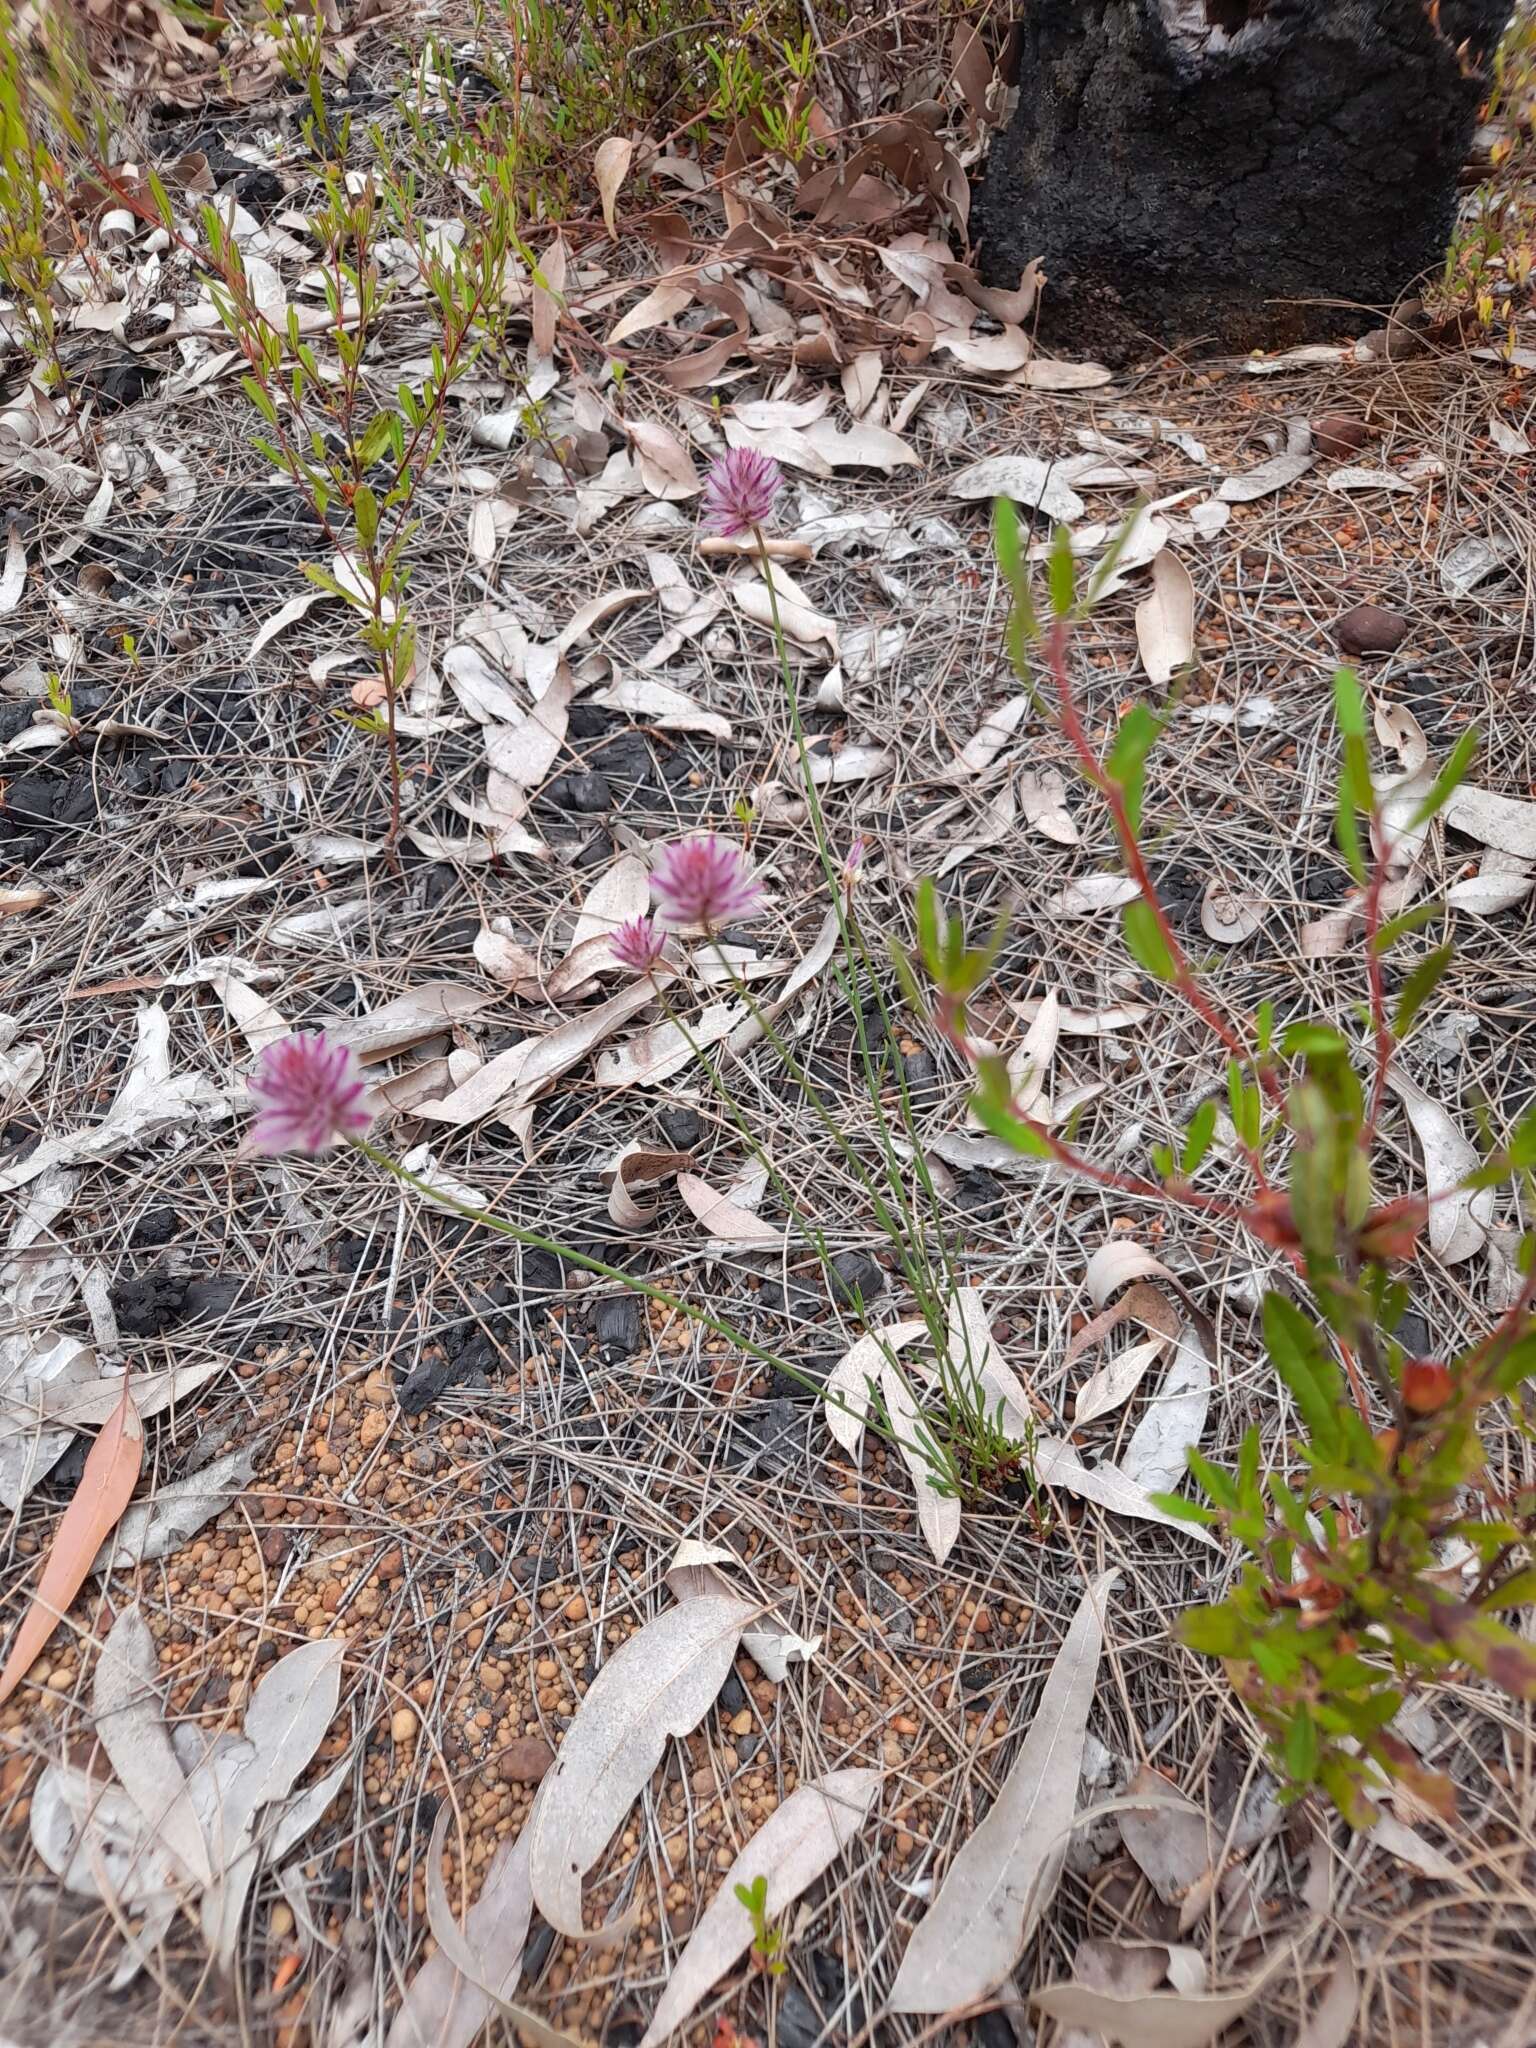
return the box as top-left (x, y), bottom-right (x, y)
top-left (1182, 1100), bottom-right (1217, 1175)
top-left (969, 1091), bottom-right (1052, 1159)
top-left (1409, 726), bottom-right (1480, 830)
top-left (1392, 943), bottom-right (1454, 1040)
top-left (1122, 899), bottom-right (1176, 980)
top-left (1332, 666), bottom-right (1367, 739)
top-left (1263, 1293), bottom-right (1342, 1452)
top-left (1046, 524), bottom-right (1076, 618)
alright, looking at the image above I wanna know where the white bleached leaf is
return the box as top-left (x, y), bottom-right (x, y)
top-left (1294, 1955), bottom-right (1360, 2048)
top-left (946, 1286), bottom-right (1032, 1434)
top-left (570, 854), bottom-right (649, 951)
top-left (526, 1596), bottom-right (753, 1937)
top-left (0, 1004), bottom-right (229, 1196)
top-left (1386, 1070), bottom-right (1494, 1265)
top-left (1218, 419), bottom-right (1315, 501)
top-left (1120, 1326), bottom-right (1211, 1493)
top-left (1189, 498), bottom-right (1230, 540)
top-left (1446, 850), bottom-right (1535, 914)
top-left (1443, 782), bottom-right (1536, 858)
top-left (1019, 769), bottom-right (1079, 845)
top-left (484, 668), bottom-right (573, 820)
top-left (1326, 466), bottom-right (1415, 494)
top-left (1440, 533), bottom-right (1516, 596)
top-left (953, 692), bottom-right (1029, 777)
top-left (881, 1357), bottom-right (960, 1564)
top-left (1134, 551), bottom-right (1195, 687)
top-left (823, 1320), bottom-right (929, 1455)
top-left (1074, 1338), bottom-right (1168, 1429)
top-left (628, 419), bottom-right (700, 499)
top-left (1033, 1437), bottom-right (1218, 1546)
top-left (199, 1637), bottom-right (344, 1970)
top-left (329, 983), bottom-right (489, 1063)
top-left (639, 1771), bottom-right (880, 2048)
top-left (93, 1606), bottom-right (212, 1888)
top-left (94, 1444), bottom-right (255, 1574)
top-left (1200, 877), bottom-right (1267, 945)
top-left (0, 525), bottom-right (25, 613)
top-left (399, 1144), bottom-right (489, 1212)
top-left (1031, 1949), bottom-right (1288, 2047)
top-left (732, 571), bottom-right (839, 653)
top-left (1017, 359), bottom-right (1114, 390)
top-left (1047, 875), bottom-right (1141, 918)
top-left (948, 455), bottom-right (1085, 524)
top-left (594, 997), bottom-right (744, 1091)
top-left (889, 1572), bottom-right (1119, 2012)
top-left (809, 741), bottom-right (892, 785)
top-left (841, 623), bottom-right (907, 684)
top-left (1086, 1239), bottom-right (1174, 1306)
top-left (589, 673), bottom-right (731, 737)
top-left (473, 923), bottom-right (540, 989)
top-left (799, 416), bottom-right (920, 472)
top-left (594, 136), bottom-right (633, 234)
top-left (675, 1171), bottom-right (783, 1249)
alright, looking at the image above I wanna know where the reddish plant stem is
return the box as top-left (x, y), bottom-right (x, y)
top-left (1361, 826), bottom-right (1396, 1146)
top-left (1041, 619), bottom-right (1284, 1141)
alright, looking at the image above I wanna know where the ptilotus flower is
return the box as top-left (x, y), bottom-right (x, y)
top-left (701, 446), bottom-right (782, 539)
top-left (610, 913), bottom-right (667, 976)
top-left (842, 836), bottom-right (867, 891)
top-left (650, 833), bottom-right (766, 932)
top-left (245, 1030), bottom-right (374, 1155)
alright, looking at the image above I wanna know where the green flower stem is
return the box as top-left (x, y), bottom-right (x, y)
top-left (349, 1134), bottom-right (900, 1447)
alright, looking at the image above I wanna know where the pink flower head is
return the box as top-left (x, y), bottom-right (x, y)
top-left (650, 833), bottom-right (765, 931)
top-left (245, 1030), bottom-right (373, 1155)
top-left (610, 913), bottom-right (667, 976)
top-left (701, 446), bottom-right (782, 539)
top-left (842, 836), bottom-right (866, 889)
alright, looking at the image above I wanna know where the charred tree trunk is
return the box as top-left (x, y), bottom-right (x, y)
top-left (976, 0), bottom-right (1514, 358)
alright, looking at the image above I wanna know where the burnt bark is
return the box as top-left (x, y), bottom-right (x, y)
top-left (976, 0), bottom-right (1514, 359)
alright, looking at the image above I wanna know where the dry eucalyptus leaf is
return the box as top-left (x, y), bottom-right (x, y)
top-left (638, 1771), bottom-right (879, 2047)
top-left (1385, 1070), bottom-right (1493, 1265)
top-left (93, 1606), bottom-right (212, 1888)
top-left (594, 998), bottom-right (746, 1092)
top-left (823, 1321), bottom-right (929, 1456)
top-left (93, 1444), bottom-right (255, 1574)
top-left (594, 136), bottom-right (632, 235)
top-left (946, 1286), bottom-right (1032, 1434)
top-left (1445, 850), bottom-right (1536, 914)
top-left (1074, 1337), bottom-right (1169, 1429)
top-left (881, 1357), bottom-right (960, 1564)
top-left (1200, 878), bottom-right (1267, 945)
top-left (604, 1145), bottom-right (692, 1228)
top-left (1032, 1437), bottom-right (1218, 1547)
top-left (953, 692), bottom-right (1029, 778)
top-left (1019, 768), bottom-right (1079, 844)
top-left (1120, 1327), bottom-right (1211, 1494)
top-left (1443, 782), bottom-right (1536, 858)
top-left (1119, 1765), bottom-right (1218, 1909)
top-left (390, 1813), bottom-right (572, 2048)
top-left (201, 1637), bottom-right (344, 1969)
top-left (526, 1595), bottom-right (753, 1937)
top-left (1294, 1955), bottom-right (1359, 2048)
top-left (329, 984), bottom-right (489, 1063)
top-left (1218, 419), bottom-right (1315, 501)
top-left (1032, 1948), bottom-right (1288, 2047)
top-left (889, 1571), bottom-right (1119, 2012)
top-left (1135, 551), bottom-right (1195, 687)
top-left (1048, 875), bottom-right (1141, 918)
top-left (588, 674), bottom-right (731, 738)
top-left (948, 454), bottom-right (1086, 524)
top-left (676, 1170), bottom-right (783, 1249)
